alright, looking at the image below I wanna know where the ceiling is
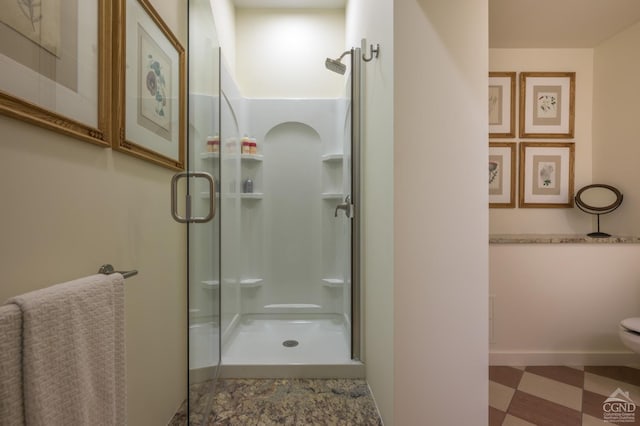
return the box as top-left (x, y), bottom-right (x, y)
top-left (490, 0), bottom-right (640, 48)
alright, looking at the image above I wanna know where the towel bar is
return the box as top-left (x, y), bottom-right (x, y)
top-left (98, 264), bottom-right (138, 279)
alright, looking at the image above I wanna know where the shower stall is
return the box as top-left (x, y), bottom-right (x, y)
top-left (177, 0), bottom-right (367, 419)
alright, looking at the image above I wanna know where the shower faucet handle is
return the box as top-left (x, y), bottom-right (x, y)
top-left (334, 195), bottom-right (354, 218)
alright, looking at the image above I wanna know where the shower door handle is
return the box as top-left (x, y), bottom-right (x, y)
top-left (171, 172), bottom-right (217, 223)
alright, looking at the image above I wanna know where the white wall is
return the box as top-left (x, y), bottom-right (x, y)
top-left (235, 8), bottom-right (345, 98)
top-left (490, 244), bottom-right (640, 365)
top-left (489, 49), bottom-right (594, 234)
top-left (240, 99), bottom-right (347, 316)
top-left (345, 0), bottom-right (395, 423)
top-left (394, 1), bottom-right (488, 425)
top-left (593, 21), bottom-right (640, 236)
top-left (0, 1), bottom-right (187, 424)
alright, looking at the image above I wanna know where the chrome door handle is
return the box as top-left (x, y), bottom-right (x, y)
top-left (334, 195), bottom-right (354, 218)
top-left (171, 172), bottom-right (216, 223)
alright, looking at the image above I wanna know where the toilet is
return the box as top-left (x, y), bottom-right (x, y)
top-left (619, 317), bottom-right (640, 353)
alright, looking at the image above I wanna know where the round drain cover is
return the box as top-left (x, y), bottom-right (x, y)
top-left (282, 340), bottom-right (299, 347)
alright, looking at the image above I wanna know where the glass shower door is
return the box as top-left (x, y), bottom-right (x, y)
top-left (186, 0), bottom-right (221, 421)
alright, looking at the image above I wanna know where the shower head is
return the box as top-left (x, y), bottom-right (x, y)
top-left (325, 58), bottom-right (346, 74)
top-left (325, 50), bottom-right (351, 75)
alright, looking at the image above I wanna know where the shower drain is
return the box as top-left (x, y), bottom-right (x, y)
top-left (282, 340), bottom-right (299, 348)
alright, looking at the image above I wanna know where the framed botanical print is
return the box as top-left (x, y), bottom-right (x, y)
top-left (489, 142), bottom-right (516, 208)
top-left (113, 0), bottom-right (185, 170)
top-left (519, 142), bottom-right (575, 208)
top-left (489, 72), bottom-right (516, 138)
top-left (0, 0), bottom-right (111, 146)
top-left (519, 72), bottom-right (576, 139)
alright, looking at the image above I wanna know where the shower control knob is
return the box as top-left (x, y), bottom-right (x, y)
top-left (334, 195), bottom-right (354, 218)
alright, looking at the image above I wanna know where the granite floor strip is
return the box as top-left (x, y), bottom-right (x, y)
top-left (169, 378), bottom-right (382, 426)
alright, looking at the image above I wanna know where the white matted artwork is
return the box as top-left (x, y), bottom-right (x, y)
top-left (0, 0), bottom-right (109, 146)
top-left (138, 25), bottom-right (171, 140)
top-left (489, 142), bottom-right (516, 208)
top-left (489, 72), bottom-right (516, 138)
top-left (519, 142), bottom-right (575, 208)
top-left (519, 72), bottom-right (576, 138)
top-left (0, 0), bottom-right (61, 55)
top-left (115, 0), bottom-right (185, 170)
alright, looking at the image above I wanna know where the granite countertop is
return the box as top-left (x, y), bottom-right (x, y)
top-left (489, 234), bottom-right (640, 244)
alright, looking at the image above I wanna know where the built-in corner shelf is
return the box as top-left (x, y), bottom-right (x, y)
top-left (239, 278), bottom-right (263, 288)
top-left (241, 154), bottom-right (263, 162)
top-left (322, 278), bottom-right (344, 288)
top-left (321, 193), bottom-right (343, 199)
top-left (201, 280), bottom-right (219, 289)
top-left (241, 192), bottom-right (263, 199)
top-left (201, 153), bottom-right (263, 162)
top-left (200, 192), bottom-right (263, 200)
top-left (321, 153), bottom-right (343, 162)
top-left (200, 152), bottom-right (220, 160)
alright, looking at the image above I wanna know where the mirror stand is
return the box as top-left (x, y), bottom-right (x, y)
top-left (575, 184), bottom-right (623, 238)
top-left (588, 214), bottom-right (610, 238)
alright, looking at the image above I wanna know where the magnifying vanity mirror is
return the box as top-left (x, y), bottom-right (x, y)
top-left (574, 184), bottom-right (623, 238)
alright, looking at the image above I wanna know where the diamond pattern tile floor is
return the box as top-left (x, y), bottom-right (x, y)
top-left (489, 366), bottom-right (640, 425)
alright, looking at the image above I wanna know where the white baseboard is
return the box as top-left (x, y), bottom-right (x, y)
top-left (490, 351), bottom-right (640, 366)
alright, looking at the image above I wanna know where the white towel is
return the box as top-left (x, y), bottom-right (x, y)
top-left (8, 273), bottom-right (126, 426)
top-left (0, 304), bottom-right (24, 426)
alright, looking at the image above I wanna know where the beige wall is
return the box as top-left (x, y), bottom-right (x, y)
top-left (593, 21), bottom-right (640, 236)
top-left (489, 49), bottom-right (594, 234)
top-left (0, 1), bottom-right (187, 424)
top-left (489, 34), bottom-right (640, 367)
top-left (235, 8), bottom-right (345, 98)
top-left (345, 0), bottom-right (394, 423)
top-left (490, 244), bottom-right (640, 365)
top-left (394, 0), bottom-right (488, 424)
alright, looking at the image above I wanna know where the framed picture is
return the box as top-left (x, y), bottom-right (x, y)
top-left (489, 142), bottom-right (516, 208)
top-left (489, 72), bottom-right (516, 138)
top-left (519, 72), bottom-right (576, 138)
top-left (113, 0), bottom-right (185, 170)
top-left (0, 0), bottom-right (111, 146)
top-left (519, 142), bottom-right (575, 208)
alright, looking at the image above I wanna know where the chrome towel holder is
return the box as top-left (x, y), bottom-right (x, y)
top-left (98, 264), bottom-right (138, 279)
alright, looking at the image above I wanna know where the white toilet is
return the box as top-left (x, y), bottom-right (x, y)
top-left (619, 317), bottom-right (640, 353)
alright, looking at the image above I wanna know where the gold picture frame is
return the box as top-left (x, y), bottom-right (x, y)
top-left (113, 0), bottom-right (186, 170)
top-left (519, 72), bottom-right (576, 139)
top-left (519, 142), bottom-right (575, 208)
top-left (0, 0), bottom-right (112, 146)
top-left (489, 142), bottom-right (516, 208)
top-left (489, 72), bottom-right (516, 138)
